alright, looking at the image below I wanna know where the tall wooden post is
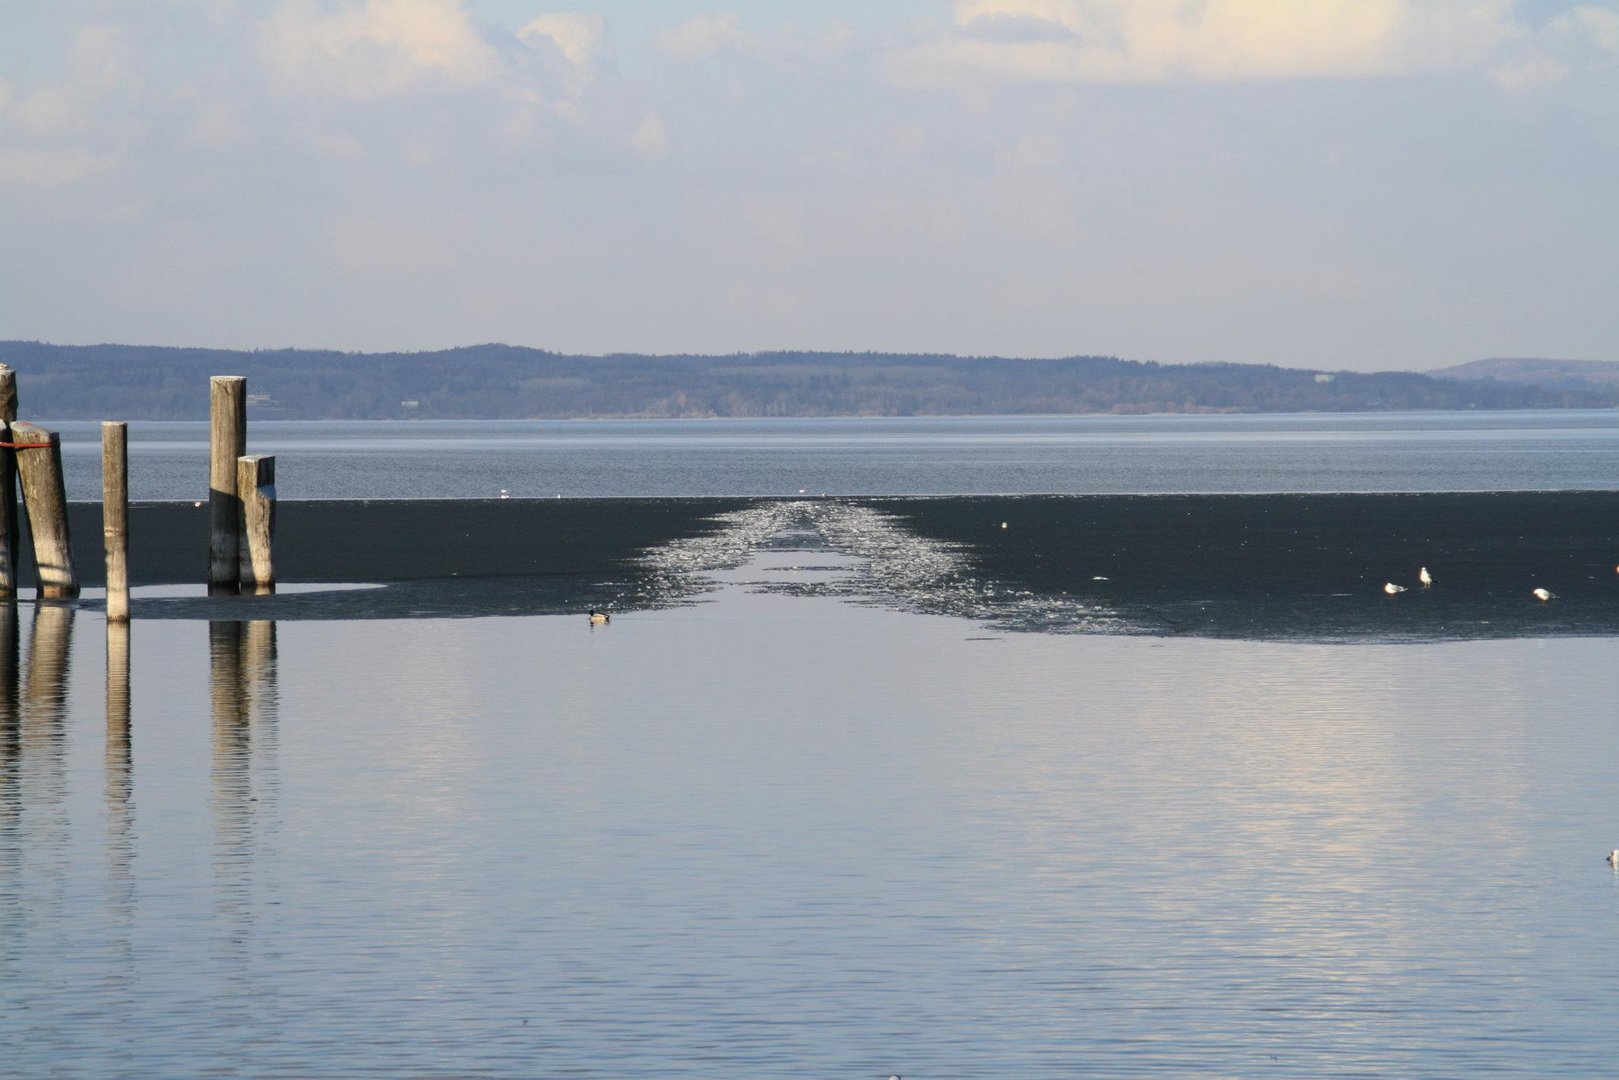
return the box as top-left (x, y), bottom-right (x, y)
top-left (210, 376), bottom-right (247, 593)
top-left (237, 455), bottom-right (275, 595)
top-left (103, 422), bottom-right (130, 621)
top-left (0, 364), bottom-right (17, 598)
top-left (12, 421), bottom-right (78, 599)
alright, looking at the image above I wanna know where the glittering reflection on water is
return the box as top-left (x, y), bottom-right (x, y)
top-left (1, 582), bottom-right (1618, 1075)
top-left (643, 499), bottom-right (1125, 633)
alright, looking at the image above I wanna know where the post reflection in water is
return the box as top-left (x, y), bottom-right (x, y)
top-left (208, 620), bottom-right (280, 1000)
top-left (22, 604), bottom-right (74, 895)
top-left (0, 601), bottom-right (18, 815)
top-left (0, 602), bottom-right (73, 972)
top-left (105, 621), bottom-right (133, 911)
top-left (0, 602), bottom-right (18, 904)
top-left (23, 603), bottom-right (73, 790)
top-left (0, 604), bottom-right (16, 976)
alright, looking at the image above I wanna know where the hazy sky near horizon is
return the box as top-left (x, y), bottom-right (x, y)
top-left (1, 1), bottom-right (1616, 371)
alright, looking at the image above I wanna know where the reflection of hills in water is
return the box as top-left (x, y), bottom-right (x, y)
top-left (102, 493), bottom-right (1619, 641)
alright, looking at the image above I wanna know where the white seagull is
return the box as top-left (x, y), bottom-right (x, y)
top-left (1419, 567), bottom-right (1433, 588)
top-left (1384, 582), bottom-right (1407, 595)
top-left (1532, 587), bottom-right (1555, 602)
top-left (1607, 850), bottom-right (1618, 867)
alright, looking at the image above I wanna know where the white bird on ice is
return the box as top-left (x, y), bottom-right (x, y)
top-left (1384, 582), bottom-right (1406, 594)
top-left (1532, 587), bottom-right (1555, 602)
top-left (1419, 567), bottom-right (1433, 588)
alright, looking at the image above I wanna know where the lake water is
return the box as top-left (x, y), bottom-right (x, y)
top-left (46, 410), bottom-right (1619, 500)
top-left (4, 553), bottom-right (1619, 1075)
top-left (7, 412), bottom-right (1619, 1075)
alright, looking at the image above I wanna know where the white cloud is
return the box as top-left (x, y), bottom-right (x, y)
top-left (518, 12), bottom-right (605, 70)
top-left (71, 24), bottom-right (138, 97)
top-left (191, 99), bottom-right (249, 145)
top-left (1556, 5), bottom-right (1619, 54)
top-left (1488, 5), bottom-right (1619, 92)
top-left (332, 215), bottom-right (452, 275)
top-left (3, 23), bottom-right (142, 136)
top-left (306, 129), bottom-right (367, 160)
top-left (14, 87), bottom-right (86, 135)
top-left (0, 148), bottom-right (119, 186)
top-left (885, 0), bottom-right (1522, 86)
top-left (741, 193), bottom-right (807, 255)
top-left (260, 0), bottom-right (502, 98)
top-left (659, 12), bottom-right (755, 58)
top-left (627, 113), bottom-right (670, 160)
top-left (1490, 53), bottom-right (1567, 91)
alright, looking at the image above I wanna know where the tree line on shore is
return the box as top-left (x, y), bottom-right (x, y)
top-left (1, 341), bottom-right (1609, 420)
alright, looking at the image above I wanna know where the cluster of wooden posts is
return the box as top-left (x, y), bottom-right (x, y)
top-left (0, 365), bottom-right (275, 619)
top-left (208, 375), bottom-right (275, 598)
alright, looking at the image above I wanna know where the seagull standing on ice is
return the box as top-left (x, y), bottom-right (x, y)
top-left (1532, 587), bottom-right (1555, 602)
top-left (1419, 567), bottom-right (1433, 588)
top-left (1384, 582), bottom-right (1407, 595)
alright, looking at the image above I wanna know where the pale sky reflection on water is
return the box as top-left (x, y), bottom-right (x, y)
top-left (2, 553), bottom-right (1618, 1075)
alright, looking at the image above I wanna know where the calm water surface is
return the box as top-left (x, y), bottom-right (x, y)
top-left (4, 551), bottom-right (1619, 1075)
top-left (46, 410), bottom-right (1619, 500)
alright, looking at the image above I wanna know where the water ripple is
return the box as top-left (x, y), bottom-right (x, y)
top-left (641, 500), bottom-right (1125, 634)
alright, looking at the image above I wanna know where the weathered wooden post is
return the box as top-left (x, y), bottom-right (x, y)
top-left (103, 422), bottom-right (130, 621)
top-left (237, 455), bottom-right (274, 595)
top-left (209, 376), bottom-right (247, 594)
top-left (12, 421), bottom-right (78, 599)
top-left (0, 364), bottom-right (17, 597)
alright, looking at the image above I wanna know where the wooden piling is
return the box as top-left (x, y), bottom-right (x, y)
top-left (237, 455), bottom-right (275, 595)
top-left (0, 364), bottom-right (17, 598)
top-left (209, 376), bottom-right (247, 594)
top-left (12, 422), bottom-right (78, 599)
top-left (103, 422), bottom-right (130, 621)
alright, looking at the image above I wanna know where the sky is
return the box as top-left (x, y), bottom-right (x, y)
top-left (0, 1), bottom-right (1616, 372)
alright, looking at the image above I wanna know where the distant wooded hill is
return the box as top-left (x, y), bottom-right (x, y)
top-left (0, 341), bottom-right (1612, 420)
top-left (1430, 357), bottom-right (1619, 390)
